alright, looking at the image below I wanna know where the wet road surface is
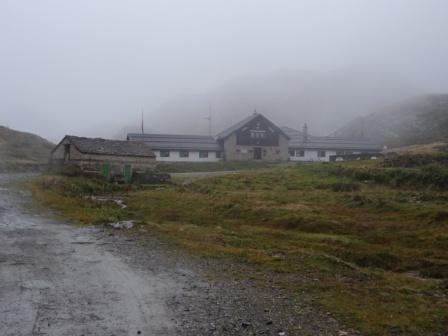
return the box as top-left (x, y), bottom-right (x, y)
top-left (0, 174), bottom-right (179, 336)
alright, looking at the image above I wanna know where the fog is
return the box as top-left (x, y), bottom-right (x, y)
top-left (1, 0), bottom-right (448, 142)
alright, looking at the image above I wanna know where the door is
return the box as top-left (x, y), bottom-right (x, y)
top-left (102, 163), bottom-right (110, 181)
top-left (123, 164), bottom-right (133, 183)
top-left (254, 147), bottom-right (262, 160)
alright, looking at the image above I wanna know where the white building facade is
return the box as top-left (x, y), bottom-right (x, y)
top-left (283, 126), bottom-right (382, 162)
top-left (127, 117), bottom-right (382, 163)
top-left (127, 133), bottom-right (223, 163)
top-left (152, 149), bottom-right (221, 162)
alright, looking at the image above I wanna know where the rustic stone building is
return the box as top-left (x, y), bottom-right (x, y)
top-left (51, 135), bottom-right (156, 180)
top-left (216, 112), bottom-right (290, 161)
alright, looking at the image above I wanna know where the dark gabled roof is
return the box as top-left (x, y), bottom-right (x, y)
top-left (127, 133), bottom-right (221, 151)
top-left (216, 113), bottom-right (290, 140)
top-left (59, 135), bottom-right (155, 157)
top-left (282, 127), bottom-right (382, 151)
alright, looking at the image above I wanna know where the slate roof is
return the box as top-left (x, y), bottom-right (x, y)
top-left (216, 112), bottom-right (290, 140)
top-left (61, 135), bottom-right (155, 157)
top-left (282, 127), bottom-right (382, 152)
top-left (127, 133), bottom-right (221, 151)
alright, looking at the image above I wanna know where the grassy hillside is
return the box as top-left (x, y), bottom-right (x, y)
top-left (0, 126), bottom-right (53, 171)
top-left (29, 157), bottom-right (448, 335)
top-left (333, 94), bottom-right (448, 148)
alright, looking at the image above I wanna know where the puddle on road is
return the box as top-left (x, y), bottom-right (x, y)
top-left (20, 280), bottom-right (54, 290)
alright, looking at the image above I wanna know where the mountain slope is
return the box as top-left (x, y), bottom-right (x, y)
top-left (0, 126), bottom-right (54, 171)
top-left (332, 94), bottom-right (448, 148)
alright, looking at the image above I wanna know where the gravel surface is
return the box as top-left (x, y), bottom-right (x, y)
top-left (101, 230), bottom-right (360, 336)
top-left (0, 174), bottom-right (360, 335)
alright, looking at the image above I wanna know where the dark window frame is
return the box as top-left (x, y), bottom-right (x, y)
top-left (160, 149), bottom-right (170, 157)
top-left (199, 150), bottom-right (209, 158)
top-left (179, 150), bottom-right (189, 158)
top-left (317, 150), bottom-right (326, 158)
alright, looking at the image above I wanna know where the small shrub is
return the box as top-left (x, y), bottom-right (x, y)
top-left (433, 211), bottom-right (448, 222)
top-left (419, 262), bottom-right (448, 279)
top-left (439, 280), bottom-right (448, 293)
top-left (133, 171), bottom-right (171, 184)
top-left (47, 165), bottom-right (84, 177)
top-left (343, 194), bottom-right (397, 211)
top-left (382, 153), bottom-right (448, 168)
top-left (354, 252), bottom-right (401, 270)
top-left (270, 215), bottom-right (306, 230)
top-left (329, 182), bottom-right (360, 192)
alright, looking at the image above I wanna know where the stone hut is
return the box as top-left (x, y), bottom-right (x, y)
top-left (51, 135), bottom-right (156, 180)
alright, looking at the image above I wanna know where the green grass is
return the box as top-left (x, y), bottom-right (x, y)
top-left (154, 160), bottom-right (279, 173)
top-left (29, 158), bottom-right (448, 335)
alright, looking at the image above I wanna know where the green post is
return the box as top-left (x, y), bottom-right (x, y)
top-left (123, 164), bottom-right (133, 183)
top-left (102, 163), bottom-right (110, 181)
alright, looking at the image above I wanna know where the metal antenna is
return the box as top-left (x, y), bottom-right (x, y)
top-left (204, 104), bottom-right (212, 136)
top-left (141, 108), bottom-right (144, 134)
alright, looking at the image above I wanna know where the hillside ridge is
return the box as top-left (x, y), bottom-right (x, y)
top-left (0, 125), bottom-right (54, 171)
top-left (332, 94), bottom-right (448, 148)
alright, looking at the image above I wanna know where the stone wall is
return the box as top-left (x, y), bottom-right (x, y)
top-left (223, 133), bottom-right (289, 162)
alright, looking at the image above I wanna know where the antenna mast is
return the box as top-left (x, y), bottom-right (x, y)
top-left (204, 104), bottom-right (212, 136)
top-left (141, 108), bottom-right (144, 134)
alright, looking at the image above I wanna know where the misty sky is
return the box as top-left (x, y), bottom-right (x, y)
top-left (1, 0), bottom-right (448, 142)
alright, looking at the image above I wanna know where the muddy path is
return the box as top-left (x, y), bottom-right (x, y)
top-left (0, 174), bottom-right (181, 336)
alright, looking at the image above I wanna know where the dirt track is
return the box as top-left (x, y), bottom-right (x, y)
top-left (0, 174), bottom-right (180, 336)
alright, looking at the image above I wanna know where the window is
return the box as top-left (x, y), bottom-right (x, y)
top-left (288, 150), bottom-right (295, 157)
top-left (317, 151), bottom-right (326, 158)
top-left (179, 150), bottom-right (189, 158)
top-left (297, 150), bottom-right (305, 157)
top-left (199, 150), bottom-right (209, 158)
top-left (250, 130), bottom-right (266, 139)
top-left (160, 149), bottom-right (170, 157)
top-left (216, 151), bottom-right (222, 158)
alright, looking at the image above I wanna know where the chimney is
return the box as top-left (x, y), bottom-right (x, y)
top-left (303, 123), bottom-right (309, 142)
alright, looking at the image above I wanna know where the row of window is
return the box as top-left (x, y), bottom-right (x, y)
top-left (159, 150), bottom-right (221, 158)
top-left (250, 130), bottom-right (266, 139)
top-left (159, 149), bottom-right (328, 158)
top-left (288, 150), bottom-right (326, 158)
top-left (236, 148), bottom-right (281, 155)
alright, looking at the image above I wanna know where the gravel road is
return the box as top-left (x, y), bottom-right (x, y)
top-left (0, 174), bottom-right (180, 336)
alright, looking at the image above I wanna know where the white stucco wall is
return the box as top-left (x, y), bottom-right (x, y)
top-left (289, 149), bottom-right (337, 162)
top-left (154, 150), bottom-right (222, 162)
